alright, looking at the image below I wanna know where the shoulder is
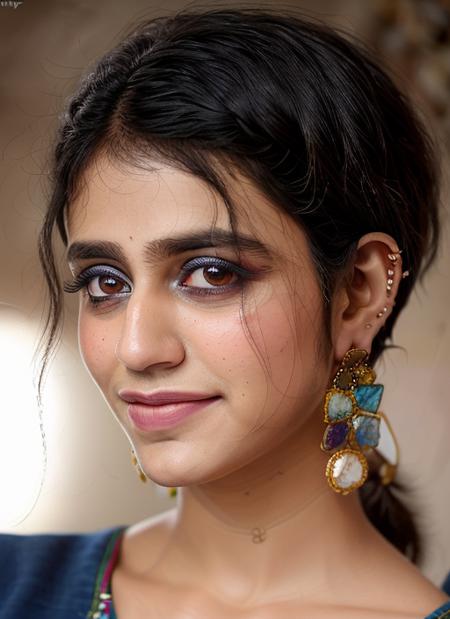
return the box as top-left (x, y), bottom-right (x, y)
top-left (371, 553), bottom-right (450, 617)
top-left (362, 554), bottom-right (450, 618)
top-left (0, 525), bottom-right (126, 619)
top-left (118, 508), bottom-right (177, 574)
top-left (330, 527), bottom-right (449, 618)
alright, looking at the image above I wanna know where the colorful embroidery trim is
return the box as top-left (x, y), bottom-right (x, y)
top-left (87, 527), bottom-right (125, 619)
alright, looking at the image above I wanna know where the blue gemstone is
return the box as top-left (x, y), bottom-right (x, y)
top-left (354, 384), bottom-right (383, 413)
top-left (353, 415), bottom-right (380, 447)
top-left (327, 392), bottom-right (354, 421)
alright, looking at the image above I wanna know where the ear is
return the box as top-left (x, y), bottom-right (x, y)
top-left (332, 232), bottom-right (406, 362)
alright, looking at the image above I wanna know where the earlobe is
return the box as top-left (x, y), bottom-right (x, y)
top-left (333, 233), bottom-right (407, 361)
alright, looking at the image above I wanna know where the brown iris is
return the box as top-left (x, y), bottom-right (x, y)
top-left (201, 266), bottom-right (235, 287)
top-left (97, 275), bottom-right (125, 295)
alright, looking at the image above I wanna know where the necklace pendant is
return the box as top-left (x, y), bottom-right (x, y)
top-left (252, 527), bottom-right (266, 543)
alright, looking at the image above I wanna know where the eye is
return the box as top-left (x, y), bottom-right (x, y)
top-left (63, 265), bottom-right (132, 305)
top-left (189, 265), bottom-right (236, 287)
top-left (177, 256), bottom-right (255, 296)
top-left (88, 274), bottom-right (129, 297)
top-left (63, 257), bottom-right (260, 306)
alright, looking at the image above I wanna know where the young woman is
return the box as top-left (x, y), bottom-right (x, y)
top-left (1, 7), bottom-right (449, 619)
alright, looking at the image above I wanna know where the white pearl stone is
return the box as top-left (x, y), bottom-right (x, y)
top-left (332, 452), bottom-right (363, 488)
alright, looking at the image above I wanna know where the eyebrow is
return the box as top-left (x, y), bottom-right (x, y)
top-left (66, 228), bottom-right (274, 267)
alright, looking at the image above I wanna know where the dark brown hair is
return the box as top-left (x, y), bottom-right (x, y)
top-left (36, 7), bottom-right (442, 564)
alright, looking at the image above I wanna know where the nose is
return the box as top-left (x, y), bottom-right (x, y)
top-left (114, 290), bottom-right (185, 372)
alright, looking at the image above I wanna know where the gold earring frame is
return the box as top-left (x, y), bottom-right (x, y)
top-left (320, 348), bottom-right (399, 495)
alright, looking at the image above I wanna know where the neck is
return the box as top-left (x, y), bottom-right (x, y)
top-left (150, 415), bottom-right (379, 607)
top-left (183, 422), bottom-right (331, 543)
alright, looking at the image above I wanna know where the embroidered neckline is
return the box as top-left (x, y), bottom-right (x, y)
top-left (429, 603), bottom-right (450, 619)
top-left (87, 527), bottom-right (126, 619)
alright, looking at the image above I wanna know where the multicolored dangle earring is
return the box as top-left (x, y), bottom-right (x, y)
top-left (320, 348), bottom-right (398, 495)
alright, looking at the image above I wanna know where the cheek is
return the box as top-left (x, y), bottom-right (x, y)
top-left (193, 285), bottom-right (324, 413)
top-left (78, 311), bottom-right (116, 389)
top-left (171, 287), bottom-right (328, 479)
top-left (245, 296), bottom-right (321, 399)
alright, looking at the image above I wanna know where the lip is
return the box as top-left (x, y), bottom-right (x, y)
top-left (126, 397), bottom-right (221, 431)
top-left (118, 389), bottom-right (219, 406)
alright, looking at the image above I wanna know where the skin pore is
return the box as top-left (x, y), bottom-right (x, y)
top-left (65, 155), bottom-right (448, 618)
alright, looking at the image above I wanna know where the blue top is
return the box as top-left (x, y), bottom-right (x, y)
top-left (0, 525), bottom-right (449, 618)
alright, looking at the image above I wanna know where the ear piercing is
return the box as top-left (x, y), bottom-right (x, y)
top-left (364, 250), bottom-right (410, 329)
top-left (386, 270), bottom-right (394, 295)
top-left (386, 250), bottom-right (402, 295)
top-left (376, 306), bottom-right (388, 319)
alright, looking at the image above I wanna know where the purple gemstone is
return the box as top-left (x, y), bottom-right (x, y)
top-left (323, 422), bottom-right (349, 450)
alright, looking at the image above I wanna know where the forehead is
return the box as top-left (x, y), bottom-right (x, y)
top-left (67, 155), bottom-right (227, 235)
top-left (65, 154), bottom-right (307, 263)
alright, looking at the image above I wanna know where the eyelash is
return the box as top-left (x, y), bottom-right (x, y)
top-left (62, 257), bottom-right (257, 307)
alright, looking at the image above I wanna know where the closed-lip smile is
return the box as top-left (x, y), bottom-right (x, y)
top-left (119, 390), bottom-right (222, 432)
top-left (118, 389), bottom-right (220, 406)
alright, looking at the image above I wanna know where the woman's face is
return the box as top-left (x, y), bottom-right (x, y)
top-left (65, 155), bottom-right (334, 486)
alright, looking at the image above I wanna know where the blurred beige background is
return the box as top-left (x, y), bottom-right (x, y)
top-left (0, 0), bottom-right (449, 587)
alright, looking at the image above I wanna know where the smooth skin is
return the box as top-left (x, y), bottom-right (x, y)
top-left (65, 154), bottom-right (449, 618)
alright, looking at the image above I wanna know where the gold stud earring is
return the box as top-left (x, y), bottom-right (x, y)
top-left (376, 306), bottom-right (388, 318)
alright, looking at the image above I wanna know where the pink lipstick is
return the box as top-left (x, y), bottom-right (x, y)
top-left (118, 390), bottom-right (221, 431)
